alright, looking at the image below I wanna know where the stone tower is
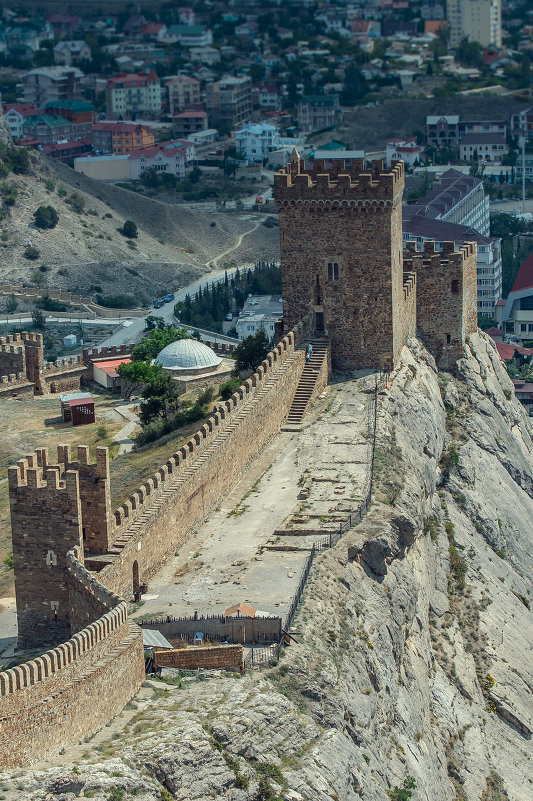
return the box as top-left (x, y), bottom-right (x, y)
top-left (9, 449), bottom-right (83, 649)
top-left (274, 153), bottom-right (411, 370)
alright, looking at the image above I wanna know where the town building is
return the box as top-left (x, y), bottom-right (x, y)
top-left (2, 103), bottom-right (37, 139)
top-left (447, 0), bottom-right (502, 47)
top-left (22, 114), bottom-right (78, 145)
top-left (515, 153), bottom-right (533, 183)
top-left (235, 295), bottom-right (283, 340)
top-left (105, 70), bottom-right (162, 119)
top-left (386, 137), bottom-right (424, 168)
top-left (165, 74), bottom-right (201, 116)
top-left (510, 106), bottom-right (533, 143)
top-left (411, 167), bottom-right (490, 235)
top-left (190, 45), bottom-right (220, 65)
top-left (22, 66), bottom-right (84, 107)
top-left (297, 96), bottom-right (343, 133)
top-left (496, 251), bottom-right (533, 341)
top-left (459, 132), bottom-right (508, 163)
top-left (91, 122), bottom-right (155, 155)
top-left (53, 40), bottom-right (91, 65)
top-left (206, 75), bottom-right (252, 130)
top-left (424, 115), bottom-right (506, 152)
top-left (173, 110), bottom-right (208, 139)
top-left (167, 25), bottom-right (212, 47)
top-left (74, 139), bottom-right (195, 181)
top-left (253, 84), bottom-right (282, 112)
top-left (235, 122), bottom-right (279, 162)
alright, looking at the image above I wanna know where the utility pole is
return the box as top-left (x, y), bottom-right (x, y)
top-left (520, 111), bottom-right (526, 215)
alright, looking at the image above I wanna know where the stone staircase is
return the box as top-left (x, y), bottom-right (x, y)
top-left (284, 340), bottom-right (328, 427)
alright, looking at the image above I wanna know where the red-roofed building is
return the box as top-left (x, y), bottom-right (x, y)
top-left (140, 22), bottom-right (168, 42)
top-left (93, 357), bottom-right (131, 390)
top-left (485, 326), bottom-right (503, 342)
top-left (128, 139), bottom-right (195, 179)
top-left (495, 250), bottom-right (533, 341)
top-left (105, 70), bottom-right (162, 119)
top-left (3, 103), bottom-right (38, 138)
top-left (173, 109), bottom-right (207, 138)
top-left (91, 122), bottom-right (155, 154)
top-left (386, 136), bottom-right (423, 167)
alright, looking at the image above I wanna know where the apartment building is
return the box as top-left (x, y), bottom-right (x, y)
top-left (206, 75), bottom-right (252, 130)
top-left (22, 66), bottom-right (83, 106)
top-left (173, 110), bottom-right (207, 139)
top-left (165, 74), bottom-right (201, 116)
top-left (424, 115), bottom-right (506, 151)
top-left (105, 70), bottom-right (161, 119)
top-left (414, 167), bottom-right (490, 235)
top-left (235, 122), bottom-right (279, 162)
top-left (496, 251), bottom-right (533, 340)
top-left (91, 122), bottom-right (155, 154)
top-left (447, 0), bottom-right (502, 47)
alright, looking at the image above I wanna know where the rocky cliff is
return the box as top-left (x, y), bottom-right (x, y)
top-left (2, 332), bottom-right (532, 801)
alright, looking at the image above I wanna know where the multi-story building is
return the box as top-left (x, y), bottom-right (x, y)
top-left (515, 153), bottom-right (533, 183)
top-left (91, 122), bottom-right (155, 155)
top-left (447, 0), bottom-right (502, 47)
top-left (413, 167), bottom-right (490, 235)
top-left (2, 103), bottom-right (37, 139)
top-left (43, 100), bottom-right (96, 140)
top-left (459, 132), bottom-right (508, 163)
top-left (105, 70), bottom-right (161, 119)
top-left (424, 115), bottom-right (506, 151)
top-left (173, 110), bottom-right (208, 139)
top-left (190, 46), bottom-right (220, 65)
top-left (22, 66), bottom-right (84, 107)
top-left (74, 139), bottom-right (195, 181)
top-left (510, 107), bottom-right (533, 143)
top-left (496, 251), bottom-right (533, 341)
top-left (235, 122), bottom-right (279, 162)
top-left (22, 114), bottom-right (77, 145)
top-left (206, 75), bottom-right (252, 130)
top-left (297, 96), bottom-right (343, 133)
top-left (402, 207), bottom-right (502, 316)
top-left (166, 25), bottom-right (212, 47)
top-left (165, 74), bottom-right (201, 116)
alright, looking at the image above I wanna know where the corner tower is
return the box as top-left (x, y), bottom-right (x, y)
top-left (274, 154), bottom-right (409, 370)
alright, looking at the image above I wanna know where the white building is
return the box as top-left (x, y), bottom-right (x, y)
top-left (54, 40), bottom-right (91, 66)
top-left (2, 103), bottom-right (37, 138)
top-left (447, 0), bottom-right (502, 47)
top-left (386, 137), bottom-right (424, 167)
top-left (75, 139), bottom-right (195, 181)
top-left (22, 66), bottom-right (84, 107)
top-left (235, 294), bottom-right (282, 340)
top-left (235, 122), bottom-right (279, 162)
top-left (105, 70), bottom-right (161, 118)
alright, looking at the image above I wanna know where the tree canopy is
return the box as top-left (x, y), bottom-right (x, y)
top-left (233, 330), bottom-right (271, 374)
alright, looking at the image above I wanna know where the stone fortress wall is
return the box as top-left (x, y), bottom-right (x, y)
top-left (0, 323), bottom-right (313, 767)
top-left (0, 155), bottom-right (479, 769)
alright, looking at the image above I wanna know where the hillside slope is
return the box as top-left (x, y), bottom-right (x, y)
top-left (2, 332), bottom-right (532, 801)
top-left (0, 151), bottom-right (279, 302)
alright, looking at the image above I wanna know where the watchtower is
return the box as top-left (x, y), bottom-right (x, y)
top-left (274, 152), bottom-right (408, 370)
top-left (9, 449), bottom-right (83, 649)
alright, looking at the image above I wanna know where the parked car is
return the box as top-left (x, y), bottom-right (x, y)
top-left (164, 293), bottom-right (175, 302)
top-left (225, 312), bottom-right (233, 320)
top-left (153, 300), bottom-right (164, 309)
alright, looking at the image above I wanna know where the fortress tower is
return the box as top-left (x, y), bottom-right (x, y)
top-left (274, 153), bottom-right (413, 370)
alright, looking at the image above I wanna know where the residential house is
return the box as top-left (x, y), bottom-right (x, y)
top-left (53, 40), bottom-right (91, 65)
top-left (459, 132), bottom-right (508, 163)
top-left (386, 137), bottom-right (424, 167)
top-left (190, 46), bottom-right (220, 65)
top-left (253, 84), bottom-right (282, 111)
top-left (22, 66), bottom-right (84, 106)
top-left (2, 103), bottom-right (37, 139)
top-left (105, 70), bottom-right (162, 119)
top-left (173, 110), bottom-right (208, 139)
top-left (297, 95), bottom-right (343, 133)
top-left (206, 75), bottom-right (252, 130)
top-left (140, 22), bottom-right (168, 42)
top-left (22, 114), bottom-right (77, 145)
top-left (234, 21), bottom-right (258, 42)
top-left (235, 122), bottom-right (279, 162)
top-left (74, 139), bottom-right (195, 181)
top-left (165, 74), bottom-right (201, 116)
top-left (424, 115), bottom-right (460, 149)
top-left (43, 100), bottom-right (95, 138)
top-left (167, 25), bottom-right (213, 47)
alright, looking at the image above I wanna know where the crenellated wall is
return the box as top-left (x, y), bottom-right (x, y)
top-left (0, 550), bottom-right (144, 767)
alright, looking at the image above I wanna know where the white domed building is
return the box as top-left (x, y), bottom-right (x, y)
top-left (154, 338), bottom-right (234, 387)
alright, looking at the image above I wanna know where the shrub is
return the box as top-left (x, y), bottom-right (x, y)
top-left (45, 178), bottom-right (55, 192)
top-left (24, 245), bottom-right (40, 260)
top-left (120, 219), bottom-right (138, 238)
top-left (57, 185), bottom-right (67, 197)
top-left (31, 309), bottom-right (46, 329)
top-left (33, 205), bottom-right (58, 229)
top-left (219, 377), bottom-right (241, 400)
top-left (3, 553), bottom-right (13, 569)
top-left (0, 144), bottom-right (29, 174)
top-left (5, 294), bottom-right (17, 313)
top-left (67, 192), bottom-right (85, 212)
top-left (95, 293), bottom-right (137, 309)
top-left (36, 295), bottom-right (68, 312)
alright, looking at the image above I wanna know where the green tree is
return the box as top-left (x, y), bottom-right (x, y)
top-left (388, 776), bottom-right (416, 801)
top-left (120, 220), bottom-right (138, 238)
top-left (31, 309), bottom-right (46, 329)
top-left (117, 360), bottom-right (158, 399)
top-left (233, 330), bottom-right (271, 374)
top-left (5, 294), bottom-right (17, 313)
top-left (132, 325), bottom-right (190, 361)
top-left (139, 369), bottom-right (180, 424)
top-left (33, 205), bottom-right (59, 229)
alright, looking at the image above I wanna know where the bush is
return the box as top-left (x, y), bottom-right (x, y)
top-left (67, 192), bottom-right (85, 212)
top-left (45, 178), bottom-right (55, 192)
top-left (57, 185), bottom-right (67, 197)
top-left (219, 377), bottom-right (241, 400)
top-left (33, 205), bottom-right (59, 229)
top-left (31, 309), bottom-right (46, 329)
top-left (24, 245), bottom-right (40, 260)
top-left (36, 295), bottom-right (68, 312)
top-left (0, 144), bottom-right (29, 175)
top-left (95, 293), bottom-right (138, 309)
top-left (120, 220), bottom-right (138, 238)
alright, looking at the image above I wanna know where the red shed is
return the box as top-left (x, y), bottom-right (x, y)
top-left (69, 396), bottom-right (95, 425)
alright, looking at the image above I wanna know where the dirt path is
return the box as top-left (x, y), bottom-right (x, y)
top-left (207, 218), bottom-right (262, 267)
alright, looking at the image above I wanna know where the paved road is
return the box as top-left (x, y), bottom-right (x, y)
top-left (97, 266), bottom-right (241, 348)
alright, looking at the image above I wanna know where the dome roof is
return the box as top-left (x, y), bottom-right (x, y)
top-left (155, 338), bottom-right (221, 372)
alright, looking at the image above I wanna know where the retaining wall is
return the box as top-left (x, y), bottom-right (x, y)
top-left (154, 645), bottom-right (243, 673)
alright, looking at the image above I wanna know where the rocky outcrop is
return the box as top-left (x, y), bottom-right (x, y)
top-left (2, 332), bottom-right (531, 800)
